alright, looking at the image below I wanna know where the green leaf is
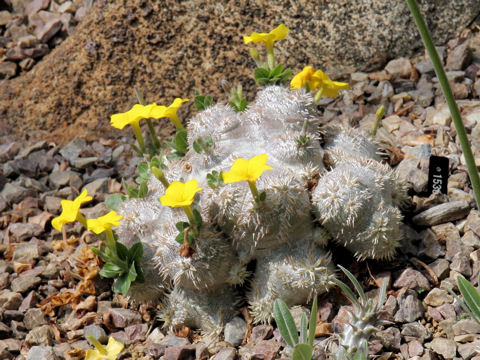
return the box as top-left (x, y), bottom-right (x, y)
top-left (127, 262), bottom-right (138, 282)
top-left (114, 274), bottom-right (132, 295)
top-left (138, 182), bottom-right (148, 197)
top-left (135, 265), bottom-right (145, 284)
top-left (128, 242), bottom-right (144, 264)
top-left (175, 231), bottom-right (185, 244)
top-left (308, 297), bottom-right (317, 347)
top-left (204, 136), bottom-right (213, 147)
top-left (300, 313), bottom-right (308, 344)
top-left (259, 192), bottom-right (266, 202)
top-left (270, 64), bottom-right (283, 78)
top-left (186, 231), bottom-right (195, 245)
top-left (166, 152), bottom-right (183, 161)
top-left (194, 91), bottom-right (213, 110)
top-left (105, 193), bottom-right (126, 211)
top-left (458, 275), bottom-right (480, 323)
top-left (137, 163), bottom-right (149, 177)
top-left (292, 344), bottom-right (313, 360)
top-left (124, 182), bottom-right (139, 199)
top-left (174, 130), bottom-right (188, 153)
top-left (193, 140), bottom-right (202, 153)
top-left (193, 209), bottom-right (203, 227)
top-left (99, 262), bottom-right (123, 278)
top-left (91, 247), bottom-right (108, 262)
top-left (116, 242), bottom-right (129, 260)
top-left (273, 299), bottom-right (299, 347)
top-left (332, 278), bottom-right (360, 309)
top-left (338, 265), bottom-right (367, 305)
top-left (150, 156), bottom-right (166, 170)
top-left (176, 222), bottom-right (190, 232)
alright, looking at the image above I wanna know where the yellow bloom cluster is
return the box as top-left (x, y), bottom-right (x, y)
top-left (291, 66), bottom-right (349, 97)
top-left (110, 99), bottom-right (189, 131)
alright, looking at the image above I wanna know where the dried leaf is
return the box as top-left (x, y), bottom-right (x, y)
top-left (69, 312), bottom-right (96, 330)
top-left (73, 295), bottom-right (96, 313)
top-left (315, 322), bottom-right (332, 336)
top-left (66, 348), bottom-right (85, 360)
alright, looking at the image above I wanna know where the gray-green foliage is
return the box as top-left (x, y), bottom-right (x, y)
top-left (273, 297), bottom-right (318, 360)
top-left (454, 275), bottom-right (480, 324)
top-left (333, 266), bottom-right (388, 360)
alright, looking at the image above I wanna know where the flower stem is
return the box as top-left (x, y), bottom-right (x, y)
top-left (87, 335), bottom-right (107, 355)
top-left (76, 213), bottom-right (87, 229)
top-left (134, 86), bottom-right (160, 150)
top-left (371, 105), bottom-right (385, 136)
top-left (248, 180), bottom-right (260, 202)
top-left (170, 115), bottom-right (186, 131)
top-left (146, 118), bottom-right (161, 151)
top-left (406, 0), bottom-right (480, 208)
top-left (183, 205), bottom-right (195, 225)
top-left (266, 43), bottom-right (275, 70)
top-left (105, 228), bottom-right (116, 252)
top-left (131, 122), bottom-right (146, 154)
top-left (314, 88), bottom-right (324, 103)
top-left (151, 167), bottom-right (169, 188)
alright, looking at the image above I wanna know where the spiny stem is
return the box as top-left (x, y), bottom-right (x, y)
top-left (406, 0), bottom-right (480, 208)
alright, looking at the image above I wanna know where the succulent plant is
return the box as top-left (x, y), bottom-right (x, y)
top-left (333, 266), bottom-right (389, 360)
top-left (115, 85), bottom-right (405, 333)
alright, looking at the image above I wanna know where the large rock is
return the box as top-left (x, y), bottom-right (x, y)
top-left (1, 0), bottom-right (478, 142)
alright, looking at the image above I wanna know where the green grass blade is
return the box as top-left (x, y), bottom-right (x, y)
top-left (308, 296), bottom-right (317, 347)
top-left (273, 299), bottom-right (299, 347)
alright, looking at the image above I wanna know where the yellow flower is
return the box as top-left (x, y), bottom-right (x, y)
top-left (85, 336), bottom-right (124, 360)
top-left (290, 66), bottom-right (315, 90)
top-left (311, 69), bottom-right (349, 97)
top-left (243, 24), bottom-right (290, 49)
top-left (51, 190), bottom-right (92, 231)
top-left (160, 179), bottom-right (203, 207)
top-left (110, 103), bottom-right (162, 130)
top-left (222, 154), bottom-right (273, 184)
top-left (86, 211), bottom-right (123, 234)
top-left (151, 98), bottom-right (189, 130)
top-left (291, 66), bottom-right (349, 98)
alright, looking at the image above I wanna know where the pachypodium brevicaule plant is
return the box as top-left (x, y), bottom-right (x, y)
top-left (94, 24), bottom-right (406, 344)
top-left (333, 266), bottom-right (389, 360)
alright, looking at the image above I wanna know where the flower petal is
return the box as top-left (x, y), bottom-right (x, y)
top-left (269, 24), bottom-right (289, 42)
top-left (84, 349), bottom-right (102, 360)
top-left (247, 154), bottom-right (272, 181)
top-left (290, 66), bottom-right (315, 90)
top-left (184, 179), bottom-right (203, 202)
top-left (105, 336), bottom-right (125, 358)
top-left (222, 158), bottom-right (249, 183)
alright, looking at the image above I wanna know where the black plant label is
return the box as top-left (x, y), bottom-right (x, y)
top-left (428, 156), bottom-right (449, 195)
